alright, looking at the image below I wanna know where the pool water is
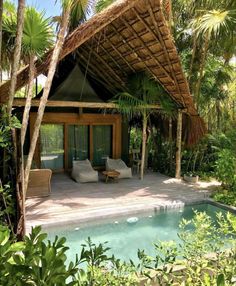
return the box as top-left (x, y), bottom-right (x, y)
top-left (45, 203), bottom-right (225, 264)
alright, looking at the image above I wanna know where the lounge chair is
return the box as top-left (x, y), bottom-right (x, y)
top-left (106, 158), bottom-right (132, 179)
top-left (26, 169), bottom-right (52, 198)
top-left (71, 159), bottom-right (98, 183)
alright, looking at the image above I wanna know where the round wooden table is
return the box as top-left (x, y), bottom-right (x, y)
top-left (102, 170), bottom-right (120, 183)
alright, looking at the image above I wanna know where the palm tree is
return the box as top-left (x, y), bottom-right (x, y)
top-left (95, 0), bottom-right (115, 12)
top-left (21, 7), bottom-right (53, 146)
top-left (0, 0), bottom-right (3, 82)
top-left (7, 0), bottom-right (25, 118)
top-left (24, 0), bottom-right (94, 194)
top-left (192, 9), bottom-right (236, 102)
top-left (1, 0), bottom-right (16, 79)
top-left (113, 72), bottom-right (176, 180)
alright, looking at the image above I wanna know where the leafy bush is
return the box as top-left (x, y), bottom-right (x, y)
top-left (212, 188), bottom-right (236, 207)
top-left (1, 211), bottom-right (236, 285)
top-left (215, 149), bottom-right (236, 188)
top-left (139, 211), bottom-right (236, 286)
top-left (0, 226), bottom-right (137, 286)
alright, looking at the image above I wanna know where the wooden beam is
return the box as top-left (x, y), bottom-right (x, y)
top-left (120, 15), bottom-right (174, 84)
top-left (175, 110), bottom-right (183, 179)
top-left (13, 98), bottom-right (161, 109)
top-left (109, 24), bottom-right (157, 79)
top-left (95, 36), bottom-right (129, 76)
top-left (80, 45), bottom-right (126, 87)
top-left (76, 51), bottom-right (116, 94)
top-left (147, 1), bottom-right (185, 106)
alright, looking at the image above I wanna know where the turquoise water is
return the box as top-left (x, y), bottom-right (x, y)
top-left (45, 203), bottom-right (226, 264)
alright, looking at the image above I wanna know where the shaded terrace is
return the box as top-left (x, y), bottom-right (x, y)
top-left (26, 172), bottom-right (215, 231)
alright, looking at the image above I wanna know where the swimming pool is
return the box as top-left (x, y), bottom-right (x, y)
top-left (45, 203), bottom-right (226, 263)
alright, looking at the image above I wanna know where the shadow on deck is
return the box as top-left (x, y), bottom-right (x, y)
top-left (26, 171), bottom-right (217, 231)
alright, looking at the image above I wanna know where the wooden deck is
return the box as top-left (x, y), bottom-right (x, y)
top-left (26, 172), bottom-right (216, 232)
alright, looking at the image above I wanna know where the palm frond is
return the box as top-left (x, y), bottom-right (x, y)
top-left (95, 0), bottom-right (116, 13)
top-left (111, 72), bottom-right (177, 119)
top-left (22, 7), bottom-right (54, 58)
top-left (192, 9), bottom-right (236, 39)
top-left (112, 92), bottom-right (146, 118)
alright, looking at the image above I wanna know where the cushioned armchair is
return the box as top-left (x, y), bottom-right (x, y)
top-left (71, 159), bottom-right (98, 183)
top-left (106, 158), bottom-right (132, 179)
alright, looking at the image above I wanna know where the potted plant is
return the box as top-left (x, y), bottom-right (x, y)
top-left (183, 172), bottom-right (199, 183)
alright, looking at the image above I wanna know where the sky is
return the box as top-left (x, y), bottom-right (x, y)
top-left (13, 0), bottom-right (61, 18)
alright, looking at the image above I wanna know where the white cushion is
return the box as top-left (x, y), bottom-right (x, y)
top-left (106, 158), bottom-right (132, 179)
top-left (72, 159), bottom-right (98, 183)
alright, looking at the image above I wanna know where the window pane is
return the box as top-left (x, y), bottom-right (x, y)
top-left (93, 125), bottom-right (112, 166)
top-left (68, 125), bottom-right (89, 168)
top-left (40, 124), bottom-right (64, 170)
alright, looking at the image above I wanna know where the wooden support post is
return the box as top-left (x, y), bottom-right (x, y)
top-left (175, 110), bottom-right (182, 179)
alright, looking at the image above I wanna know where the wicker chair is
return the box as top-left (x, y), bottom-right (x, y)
top-left (26, 169), bottom-right (52, 198)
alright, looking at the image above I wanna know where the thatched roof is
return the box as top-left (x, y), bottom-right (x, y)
top-left (0, 0), bottom-right (206, 143)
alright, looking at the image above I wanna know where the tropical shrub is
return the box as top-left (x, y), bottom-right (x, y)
top-left (1, 211), bottom-right (236, 285)
top-left (0, 225), bottom-right (137, 286)
top-left (215, 149), bottom-right (236, 188)
top-left (0, 107), bottom-right (21, 230)
top-left (139, 211), bottom-right (236, 286)
top-left (212, 188), bottom-right (236, 207)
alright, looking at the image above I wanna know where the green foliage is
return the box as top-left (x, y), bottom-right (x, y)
top-left (1, 212), bottom-right (236, 285)
top-left (112, 72), bottom-right (176, 119)
top-left (0, 107), bottom-right (21, 230)
top-left (0, 183), bottom-right (15, 227)
top-left (95, 0), bottom-right (115, 13)
top-left (0, 226), bottom-right (137, 286)
top-left (139, 211), bottom-right (236, 286)
top-left (212, 188), bottom-right (236, 207)
top-left (215, 149), bottom-right (236, 188)
top-left (22, 7), bottom-right (54, 58)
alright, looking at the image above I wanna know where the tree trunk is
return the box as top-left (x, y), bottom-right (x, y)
top-left (140, 112), bottom-right (147, 180)
top-left (175, 110), bottom-right (182, 179)
top-left (24, 8), bottom-right (71, 192)
top-left (233, 100), bottom-right (235, 121)
top-left (13, 128), bottom-right (25, 239)
top-left (188, 32), bottom-right (197, 83)
top-left (194, 34), bottom-right (209, 105)
top-left (169, 117), bottom-right (173, 173)
top-left (0, 0), bottom-right (3, 83)
top-left (21, 54), bottom-right (35, 146)
top-left (216, 100), bottom-right (220, 130)
top-left (7, 0), bottom-right (25, 118)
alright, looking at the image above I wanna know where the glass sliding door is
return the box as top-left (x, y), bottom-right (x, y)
top-left (68, 125), bottom-right (89, 168)
top-left (40, 124), bottom-right (64, 170)
top-left (93, 125), bottom-right (112, 166)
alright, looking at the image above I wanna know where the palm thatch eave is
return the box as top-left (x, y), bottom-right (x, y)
top-left (0, 0), bottom-right (206, 143)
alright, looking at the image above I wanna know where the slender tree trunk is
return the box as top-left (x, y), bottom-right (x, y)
top-left (21, 54), bottom-right (35, 146)
top-left (232, 100), bottom-right (235, 121)
top-left (169, 117), bottom-right (173, 172)
top-left (140, 112), bottom-right (147, 180)
top-left (216, 100), bottom-right (221, 129)
top-left (24, 8), bottom-right (71, 192)
top-left (13, 128), bottom-right (25, 239)
top-left (175, 110), bottom-right (182, 179)
top-left (18, 55), bottom-right (35, 237)
top-left (0, 0), bottom-right (3, 83)
top-left (7, 0), bottom-right (25, 118)
top-left (188, 32), bottom-right (197, 82)
top-left (194, 34), bottom-right (210, 105)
